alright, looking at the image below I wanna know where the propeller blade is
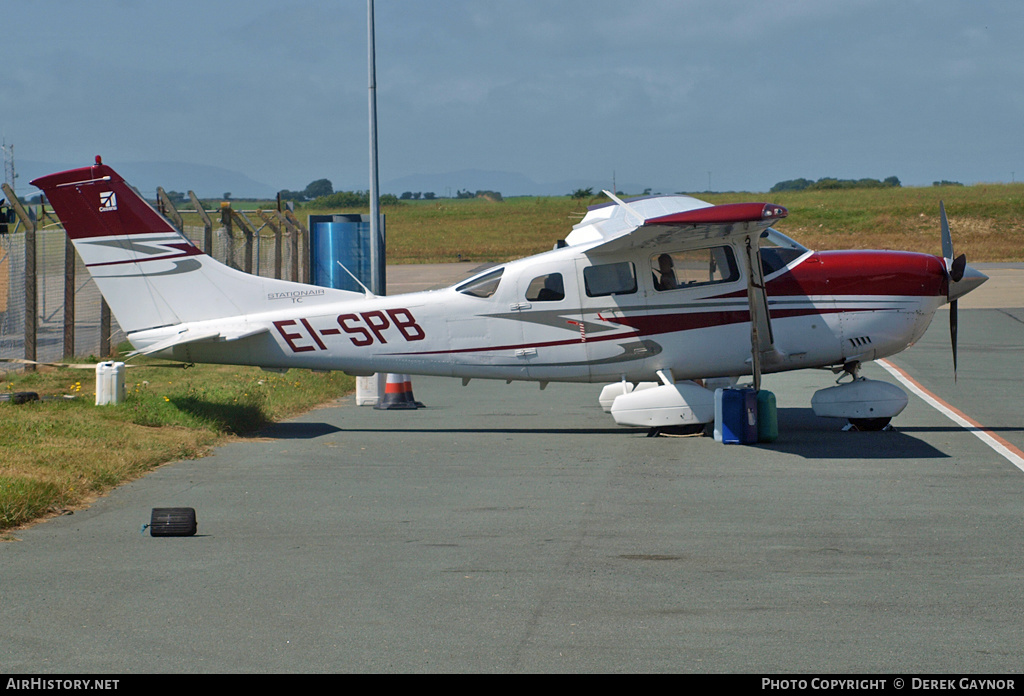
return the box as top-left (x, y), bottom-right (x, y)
top-left (950, 298), bottom-right (958, 382)
top-left (950, 253), bottom-right (967, 283)
top-left (941, 202), bottom-right (962, 382)
top-left (941, 202), bottom-right (968, 289)
top-left (940, 200), bottom-right (953, 260)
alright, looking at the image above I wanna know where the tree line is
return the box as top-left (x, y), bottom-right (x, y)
top-left (149, 175), bottom-right (968, 209)
top-left (279, 179), bottom-right (508, 206)
top-left (770, 176), bottom-right (902, 193)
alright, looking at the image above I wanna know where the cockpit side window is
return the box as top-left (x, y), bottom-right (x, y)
top-left (525, 273), bottom-right (565, 302)
top-left (651, 246), bottom-right (739, 291)
top-left (583, 262), bottom-right (637, 297)
top-left (457, 268), bottom-right (503, 298)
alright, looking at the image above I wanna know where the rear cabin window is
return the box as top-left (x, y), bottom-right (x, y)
top-left (457, 268), bottom-right (503, 298)
top-left (651, 246), bottom-right (738, 291)
top-left (525, 273), bottom-right (565, 302)
top-left (583, 262), bottom-right (637, 297)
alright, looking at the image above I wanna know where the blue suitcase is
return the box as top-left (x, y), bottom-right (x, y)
top-left (716, 388), bottom-right (758, 444)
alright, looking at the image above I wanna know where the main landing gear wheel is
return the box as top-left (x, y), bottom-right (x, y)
top-left (647, 423), bottom-right (707, 438)
top-left (847, 417), bottom-right (891, 432)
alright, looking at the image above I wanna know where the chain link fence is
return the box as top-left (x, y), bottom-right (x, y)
top-left (0, 188), bottom-right (308, 372)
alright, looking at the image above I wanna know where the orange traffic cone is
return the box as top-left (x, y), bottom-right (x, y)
top-left (374, 373), bottom-right (424, 410)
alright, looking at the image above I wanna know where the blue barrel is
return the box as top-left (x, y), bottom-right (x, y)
top-left (309, 214), bottom-right (385, 294)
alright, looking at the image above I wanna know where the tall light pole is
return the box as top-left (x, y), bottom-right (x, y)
top-left (368, 0), bottom-right (384, 295)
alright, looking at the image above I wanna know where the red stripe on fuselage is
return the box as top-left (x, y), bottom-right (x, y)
top-left (392, 249), bottom-right (946, 358)
top-left (605, 307), bottom-right (845, 336)
top-left (391, 307), bottom-right (841, 357)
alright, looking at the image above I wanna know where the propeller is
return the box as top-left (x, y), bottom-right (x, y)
top-left (940, 201), bottom-right (967, 381)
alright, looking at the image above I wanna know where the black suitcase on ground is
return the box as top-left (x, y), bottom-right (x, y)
top-left (149, 507), bottom-right (197, 537)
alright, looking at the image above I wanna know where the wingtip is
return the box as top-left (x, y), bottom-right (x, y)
top-left (647, 202), bottom-right (788, 226)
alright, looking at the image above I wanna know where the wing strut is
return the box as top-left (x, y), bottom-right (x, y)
top-left (601, 190), bottom-right (646, 226)
top-left (744, 234), bottom-right (776, 391)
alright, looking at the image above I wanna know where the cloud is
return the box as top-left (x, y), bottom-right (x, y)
top-left (3, 0), bottom-right (1021, 193)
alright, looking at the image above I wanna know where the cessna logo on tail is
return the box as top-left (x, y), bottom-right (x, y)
top-left (99, 191), bottom-right (117, 212)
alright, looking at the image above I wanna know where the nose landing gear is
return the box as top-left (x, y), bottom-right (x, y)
top-left (812, 361), bottom-right (907, 431)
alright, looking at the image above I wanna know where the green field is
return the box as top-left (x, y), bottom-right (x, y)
top-left (189, 183), bottom-right (1024, 264)
top-left (295, 183), bottom-right (1024, 264)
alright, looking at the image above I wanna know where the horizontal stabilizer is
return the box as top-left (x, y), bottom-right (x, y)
top-left (127, 326), bottom-right (269, 357)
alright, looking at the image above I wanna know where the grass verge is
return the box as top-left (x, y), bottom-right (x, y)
top-left (0, 356), bottom-right (354, 533)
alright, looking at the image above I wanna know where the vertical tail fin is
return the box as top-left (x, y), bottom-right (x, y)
top-left (31, 159), bottom-right (357, 335)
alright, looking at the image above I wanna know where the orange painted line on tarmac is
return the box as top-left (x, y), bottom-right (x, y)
top-left (878, 358), bottom-right (1024, 473)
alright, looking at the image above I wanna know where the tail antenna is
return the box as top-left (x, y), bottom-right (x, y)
top-left (336, 261), bottom-right (376, 298)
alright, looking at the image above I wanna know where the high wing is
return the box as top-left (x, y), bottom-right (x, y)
top-left (567, 193), bottom-right (788, 389)
top-left (570, 193), bottom-right (787, 256)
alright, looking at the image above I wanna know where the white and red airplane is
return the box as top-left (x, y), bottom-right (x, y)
top-left (31, 159), bottom-right (987, 431)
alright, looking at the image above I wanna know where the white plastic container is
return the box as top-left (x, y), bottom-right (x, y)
top-left (95, 361), bottom-right (125, 405)
top-left (355, 373), bottom-right (385, 406)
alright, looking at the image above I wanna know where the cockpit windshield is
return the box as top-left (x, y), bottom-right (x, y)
top-left (760, 227), bottom-right (808, 252)
top-left (759, 228), bottom-right (809, 277)
top-left (456, 267), bottom-right (504, 298)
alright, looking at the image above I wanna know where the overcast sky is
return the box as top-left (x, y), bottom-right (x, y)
top-left (3, 0), bottom-right (1021, 195)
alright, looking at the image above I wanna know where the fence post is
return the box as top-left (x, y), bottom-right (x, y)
top-left (3, 183), bottom-right (37, 370)
top-left (188, 191), bottom-right (213, 254)
top-left (229, 209), bottom-right (255, 274)
top-left (156, 187), bottom-right (184, 232)
top-left (63, 234), bottom-right (75, 358)
top-left (100, 299), bottom-right (112, 357)
top-left (285, 210), bottom-right (310, 283)
top-left (219, 202), bottom-right (237, 269)
top-left (258, 210), bottom-right (284, 279)
top-left (279, 211), bottom-right (300, 282)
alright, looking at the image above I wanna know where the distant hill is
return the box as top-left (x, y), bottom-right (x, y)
top-left (12, 159), bottom-right (675, 201)
top-left (16, 160), bottom-right (279, 200)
